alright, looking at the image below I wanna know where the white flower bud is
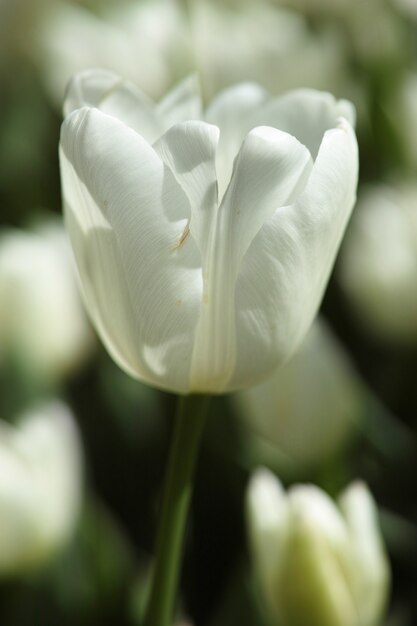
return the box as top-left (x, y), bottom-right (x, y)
top-left (246, 469), bottom-right (390, 626)
top-left (0, 401), bottom-right (83, 576)
top-left (0, 219), bottom-right (93, 384)
top-left (338, 183), bottom-right (417, 344)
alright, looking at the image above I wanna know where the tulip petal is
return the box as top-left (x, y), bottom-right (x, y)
top-left (279, 505), bottom-right (358, 626)
top-left (63, 68), bottom-right (162, 141)
top-left (275, 485), bottom-right (360, 626)
top-left (205, 83), bottom-right (269, 196)
top-left (289, 485), bottom-right (350, 548)
top-left (255, 89), bottom-right (356, 158)
top-left (246, 469), bottom-right (288, 618)
top-left (63, 68), bottom-right (118, 116)
top-left (188, 126), bottom-right (312, 391)
top-left (60, 106), bottom-right (203, 393)
top-left (157, 74), bottom-right (203, 128)
top-left (64, 70), bottom-right (202, 144)
top-left (154, 120), bottom-right (219, 260)
top-left (220, 126), bottom-right (313, 267)
top-left (339, 482), bottom-right (390, 626)
top-left (231, 119), bottom-right (358, 389)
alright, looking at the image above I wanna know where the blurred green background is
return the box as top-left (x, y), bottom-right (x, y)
top-left (0, 0), bottom-right (417, 624)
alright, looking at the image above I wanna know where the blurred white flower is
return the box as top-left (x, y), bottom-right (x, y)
top-left (59, 70), bottom-right (358, 394)
top-left (246, 469), bottom-right (390, 626)
top-left (0, 400), bottom-right (82, 576)
top-left (276, 0), bottom-right (403, 64)
top-left (36, 0), bottom-right (191, 105)
top-left (391, 0), bottom-right (417, 20)
top-left (191, 2), bottom-right (346, 99)
top-left (338, 184), bottom-right (417, 344)
top-left (234, 318), bottom-right (361, 470)
top-left (0, 219), bottom-right (93, 384)
top-left (35, 0), bottom-right (348, 107)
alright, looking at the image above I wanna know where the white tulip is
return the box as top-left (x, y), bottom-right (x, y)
top-left (59, 70), bottom-right (358, 394)
top-left (234, 318), bottom-right (361, 469)
top-left (0, 401), bottom-right (82, 576)
top-left (246, 469), bottom-right (390, 626)
top-left (338, 184), bottom-right (417, 344)
top-left (0, 220), bottom-right (93, 384)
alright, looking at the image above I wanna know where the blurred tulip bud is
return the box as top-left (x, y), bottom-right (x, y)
top-left (0, 219), bottom-right (93, 385)
top-left (246, 469), bottom-right (390, 626)
top-left (338, 184), bottom-right (417, 344)
top-left (234, 318), bottom-right (361, 470)
top-left (0, 400), bottom-right (82, 576)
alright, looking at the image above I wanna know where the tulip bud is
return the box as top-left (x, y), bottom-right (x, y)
top-left (338, 183), bottom-right (417, 345)
top-left (234, 318), bottom-right (361, 470)
top-left (0, 401), bottom-right (82, 576)
top-left (246, 469), bottom-right (390, 626)
top-left (0, 219), bottom-right (93, 385)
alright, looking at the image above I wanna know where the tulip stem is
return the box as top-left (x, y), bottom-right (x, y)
top-left (143, 394), bottom-right (210, 626)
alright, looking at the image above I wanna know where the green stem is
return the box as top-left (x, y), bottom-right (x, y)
top-left (144, 394), bottom-right (210, 626)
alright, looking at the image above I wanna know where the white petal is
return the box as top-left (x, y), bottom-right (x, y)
top-left (63, 68), bottom-right (162, 142)
top-left (64, 71), bottom-right (203, 145)
top-left (279, 489), bottom-right (358, 626)
top-left (289, 485), bottom-right (349, 547)
top-left (339, 482), bottom-right (390, 626)
top-left (60, 107), bottom-right (202, 393)
top-left (246, 469), bottom-right (288, 616)
top-left (205, 83), bottom-right (269, 197)
top-left (189, 126), bottom-right (312, 392)
top-left (254, 89), bottom-right (355, 158)
top-left (153, 120), bottom-right (219, 260)
top-left (220, 126), bottom-right (313, 267)
top-left (156, 74), bottom-right (203, 129)
top-left (231, 119), bottom-right (358, 389)
top-left (63, 68), bottom-right (124, 115)
top-left (247, 468), bottom-right (287, 535)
